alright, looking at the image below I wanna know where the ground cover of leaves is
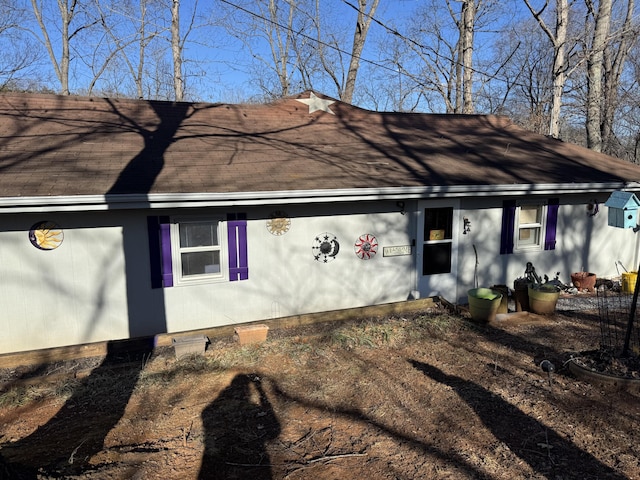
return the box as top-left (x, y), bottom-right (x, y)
top-left (0, 302), bottom-right (639, 479)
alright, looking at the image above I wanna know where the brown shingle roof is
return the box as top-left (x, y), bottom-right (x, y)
top-left (1, 91), bottom-right (639, 200)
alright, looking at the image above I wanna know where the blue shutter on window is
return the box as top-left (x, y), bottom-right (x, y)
top-left (227, 213), bottom-right (248, 281)
top-left (147, 216), bottom-right (173, 288)
top-left (500, 200), bottom-right (516, 254)
top-left (544, 198), bottom-right (559, 250)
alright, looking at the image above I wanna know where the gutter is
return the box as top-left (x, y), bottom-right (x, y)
top-left (0, 182), bottom-right (638, 214)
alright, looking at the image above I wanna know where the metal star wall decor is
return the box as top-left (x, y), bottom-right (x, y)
top-left (312, 232), bottom-right (340, 263)
top-left (296, 92), bottom-right (336, 115)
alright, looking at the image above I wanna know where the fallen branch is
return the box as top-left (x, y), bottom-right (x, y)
top-left (305, 452), bottom-right (368, 464)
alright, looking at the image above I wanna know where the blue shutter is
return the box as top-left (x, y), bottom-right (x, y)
top-left (500, 200), bottom-right (516, 255)
top-left (147, 216), bottom-right (173, 288)
top-left (544, 198), bottom-right (559, 250)
top-left (227, 213), bottom-right (248, 281)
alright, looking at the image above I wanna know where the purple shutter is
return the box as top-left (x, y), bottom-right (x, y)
top-left (227, 215), bottom-right (248, 281)
top-left (544, 198), bottom-right (559, 250)
top-left (147, 216), bottom-right (173, 288)
top-left (500, 200), bottom-right (516, 255)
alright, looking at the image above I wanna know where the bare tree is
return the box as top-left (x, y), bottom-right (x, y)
top-left (0, 0), bottom-right (42, 90)
top-left (170, 0), bottom-right (184, 100)
top-left (220, 0), bottom-right (305, 99)
top-left (453, 0), bottom-right (477, 113)
top-left (522, 0), bottom-right (572, 138)
top-left (584, 0), bottom-right (612, 151)
top-left (93, 0), bottom-right (163, 99)
top-left (29, 0), bottom-right (104, 95)
top-left (342, 0), bottom-right (379, 104)
top-left (583, 0), bottom-right (636, 153)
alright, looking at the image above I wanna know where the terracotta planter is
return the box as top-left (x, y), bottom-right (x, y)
top-left (571, 272), bottom-right (596, 293)
top-left (467, 288), bottom-right (503, 323)
top-left (234, 324), bottom-right (269, 345)
top-left (528, 286), bottom-right (560, 315)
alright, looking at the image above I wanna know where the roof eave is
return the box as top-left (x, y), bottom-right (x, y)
top-left (1, 182), bottom-right (638, 214)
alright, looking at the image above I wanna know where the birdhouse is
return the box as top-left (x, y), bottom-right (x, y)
top-left (604, 191), bottom-right (640, 229)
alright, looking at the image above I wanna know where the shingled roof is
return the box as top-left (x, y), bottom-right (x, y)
top-left (1, 91), bottom-right (639, 210)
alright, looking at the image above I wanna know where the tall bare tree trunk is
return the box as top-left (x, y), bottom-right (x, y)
top-left (461, 0), bottom-right (476, 113)
top-left (601, 0), bottom-right (634, 155)
top-left (342, 0), bottom-right (379, 104)
top-left (523, 0), bottom-right (569, 138)
top-left (171, 0), bottom-right (183, 101)
top-left (31, 0), bottom-right (76, 95)
top-left (550, 0), bottom-right (568, 138)
top-left (586, 0), bottom-right (611, 152)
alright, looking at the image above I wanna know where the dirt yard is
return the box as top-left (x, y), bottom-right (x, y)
top-left (1, 299), bottom-right (639, 479)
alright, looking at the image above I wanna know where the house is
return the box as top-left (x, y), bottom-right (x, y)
top-left (1, 91), bottom-right (640, 355)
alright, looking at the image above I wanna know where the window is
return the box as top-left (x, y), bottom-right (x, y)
top-left (422, 207), bottom-right (453, 275)
top-left (174, 220), bottom-right (224, 281)
top-left (147, 214), bottom-right (248, 288)
top-left (500, 199), bottom-right (559, 254)
top-left (516, 204), bottom-right (545, 251)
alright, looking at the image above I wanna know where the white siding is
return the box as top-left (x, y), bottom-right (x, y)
top-left (1, 193), bottom-right (639, 354)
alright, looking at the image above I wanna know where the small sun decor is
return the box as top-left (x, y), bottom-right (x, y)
top-left (312, 232), bottom-right (340, 263)
top-left (266, 211), bottom-right (291, 236)
top-left (354, 233), bottom-right (378, 260)
top-left (29, 221), bottom-right (64, 250)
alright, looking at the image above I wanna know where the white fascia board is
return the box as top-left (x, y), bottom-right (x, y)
top-left (0, 182), bottom-right (636, 214)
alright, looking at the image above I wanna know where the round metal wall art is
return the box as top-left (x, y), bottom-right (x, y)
top-left (354, 233), bottom-right (378, 259)
top-left (266, 211), bottom-right (291, 235)
top-left (312, 232), bottom-right (340, 263)
top-left (29, 221), bottom-right (64, 250)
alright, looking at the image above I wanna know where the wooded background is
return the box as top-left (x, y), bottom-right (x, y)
top-left (2, 0), bottom-right (639, 162)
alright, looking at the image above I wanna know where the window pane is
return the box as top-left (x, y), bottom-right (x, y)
top-left (181, 251), bottom-right (220, 276)
top-left (180, 222), bottom-right (218, 248)
top-left (424, 207), bottom-right (453, 240)
top-left (518, 227), bottom-right (540, 246)
top-left (423, 243), bottom-right (452, 275)
top-left (519, 206), bottom-right (541, 225)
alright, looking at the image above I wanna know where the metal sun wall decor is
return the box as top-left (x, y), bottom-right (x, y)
top-left (266, 211), bottom-right (291, 235)
top-left (354, 233), bottom-right (378, 259)
top-left (29, 221), bottom-right (64, 250)
top-left (312, 232), bottom-right (340, 263)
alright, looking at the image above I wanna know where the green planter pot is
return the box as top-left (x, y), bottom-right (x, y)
top-left (528, 286), bottom-right (560, 315)
top-left (468, 288), bottom-right (503, 323)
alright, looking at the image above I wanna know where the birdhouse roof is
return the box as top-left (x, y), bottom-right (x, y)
top-left (604, 191), bottom-right (640, 209)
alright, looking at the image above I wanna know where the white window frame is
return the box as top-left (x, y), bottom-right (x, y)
top-left (514, 202), bottom-right (547, 252)
top-left (170, 217), bottom-right (228, 285)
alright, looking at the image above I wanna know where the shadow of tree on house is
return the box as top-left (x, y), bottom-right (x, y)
top-left (0, 100), bottom-right (195, 478)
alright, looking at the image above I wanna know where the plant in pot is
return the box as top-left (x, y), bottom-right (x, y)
top-left (467, 287), bottom-right (503, 323)
top-left (524, 262), bottom-right (561, 315)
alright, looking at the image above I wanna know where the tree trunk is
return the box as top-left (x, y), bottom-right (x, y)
top-left (549, 0), bottom-right (567, 138)
top-left (30, 0), bottom-right (74, 95)
top-left (461, 0), bottom-right (476, 114)
top-left (523, 0), bottom-right (569, 139)
top-left (342, 0), bottom-right (379, 104)
top-left (600, 0), bottom-right (634, 155)
top-left (171, 0), bottom-right (183, 101)
top-left (586, 0), bottom-right (612, 152)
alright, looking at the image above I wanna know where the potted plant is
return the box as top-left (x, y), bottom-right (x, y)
top-left (467, 288), bottom-right (503, 323)
top-left (524, 263), bottom-right (561, 314)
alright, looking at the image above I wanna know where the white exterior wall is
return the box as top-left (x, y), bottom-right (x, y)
top-left (2, 193), bottom-right (639, 354)
top-left (0, 213), bottom-right (130, 353)
top-left (163, 202), bottom-right (416, 332)
top-left (456, 193), bottom-right (640, 303)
